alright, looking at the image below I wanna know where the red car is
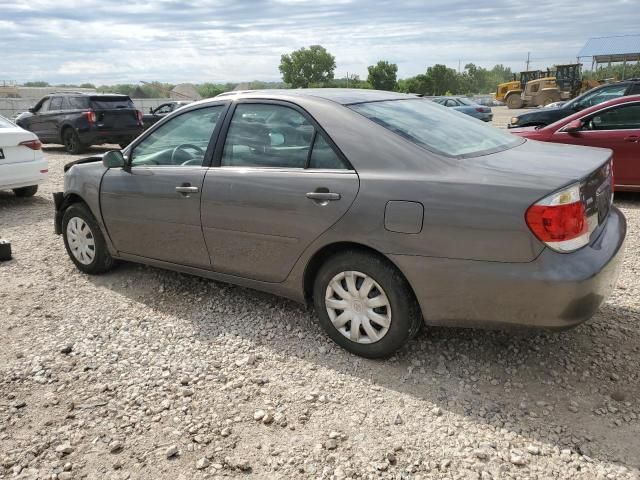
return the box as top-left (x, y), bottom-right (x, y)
top-left (511, 95), bottom-right (640, 191)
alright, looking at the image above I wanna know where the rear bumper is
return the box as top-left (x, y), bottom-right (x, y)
top-left (391, 206), bottom-right (626, 329)
top-left (0, 158), bottom-right (48, 191)
top-left (78, 127), bottom-right (143, 145)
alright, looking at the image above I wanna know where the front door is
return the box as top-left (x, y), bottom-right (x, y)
top-left (555, 102), bottom-right (640, 187)
top-left (27, 97), bottom-right (53, 141)
top-left (201, 102), bottom-right (359, 283)
top-left (100, 103), bottom-right (228, 268)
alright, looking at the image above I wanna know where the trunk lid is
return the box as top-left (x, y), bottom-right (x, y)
top-left (0, 127), bottom-right (38, 164)
top-left (89, 96), bottom-right (140, 129)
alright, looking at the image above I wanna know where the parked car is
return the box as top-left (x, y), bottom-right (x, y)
top-left (508, 79), bottom-right (640, 128)
top-left (16, 93), bottom-right (144, 154)
top-left (142, 101), bottom-right (191, 129)
top-left (431, 97), bottom-right (493, 121)
top-left (53, 89), bottom-right (625, 358)
top-left (511, 95), bottom-right (640, 192)
top-left (0, 114), bottom-right (47, 197)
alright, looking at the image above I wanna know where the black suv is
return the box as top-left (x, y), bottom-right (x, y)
top-left (508, 79), bottom-right (640, 129)
top-left (16, 93), bottom-right (144, 153)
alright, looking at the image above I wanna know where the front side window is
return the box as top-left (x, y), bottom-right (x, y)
top-left (49, 97), bottom-right (63, 110)
top-left (37, 98), bottom-right (51, 113)
top-left (586, 103), bottom-right (640, 130)
top-left (131, 106), bottom-right (224, 167)
top-left (350, 98), bottom-right (522, 157)
top-left (221, 103), bottom-right (347, 169)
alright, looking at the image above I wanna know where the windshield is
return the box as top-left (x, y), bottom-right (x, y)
top-left (349, 99), bottom-right (522, 157)
top-left (89, 96), bottom-right (134, 109)
top-left (0, 115), bottom-right (15, 128)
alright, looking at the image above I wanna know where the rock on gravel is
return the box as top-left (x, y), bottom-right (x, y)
top-left (0, 146), bottom-right (639, 479)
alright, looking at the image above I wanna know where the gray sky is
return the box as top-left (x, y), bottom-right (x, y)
top-left (1, 0), bottom-right (638, 85)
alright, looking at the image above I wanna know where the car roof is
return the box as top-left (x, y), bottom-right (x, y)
top-left (216, 88), bottom-right (418, 105)
top-left (48, 92), bottom-right (130, 97)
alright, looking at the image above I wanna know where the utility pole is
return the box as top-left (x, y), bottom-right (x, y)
top-left (525, 52), bottom-right (530, 71)
top-left (458, 59), bottom-right (461, 74)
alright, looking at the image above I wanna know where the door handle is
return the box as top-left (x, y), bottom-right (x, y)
top-left (624, 135), bottom-right (639, 143)
top-left (176, 185), bottom-right (199, 194)
top-left (306, 192), bottom-right (341, 201)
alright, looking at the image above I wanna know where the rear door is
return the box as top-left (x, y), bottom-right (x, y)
top-left (100, 103), bottom-right (228, 268)
top-left (554, 102), bottom-right (640, 187)
top-left (201, 101), bottom-right (359, 282)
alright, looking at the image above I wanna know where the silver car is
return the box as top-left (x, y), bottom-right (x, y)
top-left (53, 89), bottom-right (626, 358)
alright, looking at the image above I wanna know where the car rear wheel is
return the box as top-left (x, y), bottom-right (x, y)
top-left (13, 185), bottom-right (38, 197)
top-left (62, 203), bottom-right (114, 274)
top-left (313, 250), bottom-right (422, 358)
top-left (63, 128), bottom-right (86, 154)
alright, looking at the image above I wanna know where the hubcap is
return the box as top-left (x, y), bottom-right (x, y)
top-left (66, 217), bottom-right (96, 265)
top-left (325, 271), bottom-right (392, 344)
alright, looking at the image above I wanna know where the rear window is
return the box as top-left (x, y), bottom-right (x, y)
top-left (89, 96), bottom-right (134, 110)
top-left (349, 99), bottom-right (522, 157)
top-left (0, 115), bottom-right (15, 128)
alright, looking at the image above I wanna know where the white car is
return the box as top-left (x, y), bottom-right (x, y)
top-left (0, 115), bottom-right (47, 197)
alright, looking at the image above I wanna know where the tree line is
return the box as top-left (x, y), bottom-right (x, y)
top-left (23, 45), bottom-right (637, 98)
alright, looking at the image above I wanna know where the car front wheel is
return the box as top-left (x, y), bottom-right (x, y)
top-left (62, 203), bottom-right (114, 274)
top-left (313, 250), bottom-right (422, 358)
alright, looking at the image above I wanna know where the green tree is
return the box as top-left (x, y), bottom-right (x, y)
top-left (23, 81), bottom-right (50, 87)
top-left (279, 45), bottom-right (336, 88)
top-left (427, 64), bottom-right (459, 96)
top-left (367, 61), bottom-right (398, 91)
top-left (397, 74), bottom-right (433, 95)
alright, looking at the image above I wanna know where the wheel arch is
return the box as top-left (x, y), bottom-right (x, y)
top-left (54, 192), bottom-right (88, 234)
top-left (302, 241), bottom-right (419, 306)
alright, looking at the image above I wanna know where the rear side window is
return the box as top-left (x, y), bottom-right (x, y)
top-left (628, 84), bottom-right (640, 95)
top-left (350, 99), bottom-right (522, 157)
top-left (68, 96), bottom-right (89, 109)
top-left (221, 104), bottom-right (348, 170)
top-left (89, 96), bottom-right (134, 109)
top-left (49, 97), bottom-right (63, 110)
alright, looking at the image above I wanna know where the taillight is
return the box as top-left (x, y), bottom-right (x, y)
top-left (525, 183), bottom-right (589, 253)
top-left (19, 139), bottom-right (42, 150)
top-left (83, 111), bottom-right (97, 124)
top-left (136, 110), bottom-right (143, 124)
top-left (475, 107), bottom-right (485, 112)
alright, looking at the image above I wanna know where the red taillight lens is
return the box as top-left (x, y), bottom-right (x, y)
top-left (526, 201), bottom-right (587, 242)
top-left (19, 139), bottom-right (42, 150)
top-left (475, 107), bottom-right (485, 112)
top-left (136, 110), bottom-right (143, 124)
top-left (83, 111), bottom-right (96, 124)
top-left (525, 183), bottom-right (589, 253)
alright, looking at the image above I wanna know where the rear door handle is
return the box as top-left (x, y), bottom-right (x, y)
top-left (624, 135), bottom-right (639, 143)
top-left (176, 185), bottom-right (199, 194)
top-left (306, 192), bottom-right (341, 201)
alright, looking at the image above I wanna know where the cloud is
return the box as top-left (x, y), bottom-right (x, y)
top-left (0, 0), bottom-right (636, 84)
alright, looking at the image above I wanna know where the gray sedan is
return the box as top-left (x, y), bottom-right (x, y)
top-left (53, 89), bottom-right (625, 358)
top-left (432, 96), bottom-right (493, 121)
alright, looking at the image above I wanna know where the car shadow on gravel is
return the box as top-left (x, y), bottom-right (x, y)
top-left (87, 261), bottom-right (640, 470)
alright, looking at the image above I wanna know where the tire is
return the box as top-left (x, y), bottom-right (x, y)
top-left (538, 93), bottom-right (558, 107)
top-left (62, 203), bottom-right (114, 274)
top-left (62, 128), bottom-right (86, 154)
top-left (13, 185), bottom-right (38, 197)
top-left (312, 250), bottom-right (422, 358)
top-left (506, 94), bottom-right (523, 109)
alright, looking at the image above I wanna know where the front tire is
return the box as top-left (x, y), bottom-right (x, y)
top-left (62, 203), bottom-right (114, 274)
top-left (13, 185), bottom-right (38, 197)
top-left (62, 128), bottom-right (86, 154)
top-left (506, 94), bottom-right (524, 109)
top-left (312, 251), bottom-right (422, 358)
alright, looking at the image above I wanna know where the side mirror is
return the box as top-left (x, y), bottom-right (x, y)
top-left (562, 119), bottom-right (583, 133)
top-left (102, 150), bottom-right (126, 169)
top-left (28, 107), bottom-right (36, 113)
top-left (149, 107), bottom-right (153, 113)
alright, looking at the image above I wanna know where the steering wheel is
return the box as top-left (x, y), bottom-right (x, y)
top-left (170, 143), bottom-right (205, 165)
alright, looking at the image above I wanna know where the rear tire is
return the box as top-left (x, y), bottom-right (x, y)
top-left (62, 203), bottom-right (114, 274)
top-left (62, 128), bottom-right (86, 154)
top-left (506, 94), bottom-right (523, 109)
top-left (312, 250), bottom-right (422, 358)
top-left (13, 185), bottom-right (38, 197)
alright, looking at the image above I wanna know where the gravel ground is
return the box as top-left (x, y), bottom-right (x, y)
top-left (1, 136), bottom-right (639, 479)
